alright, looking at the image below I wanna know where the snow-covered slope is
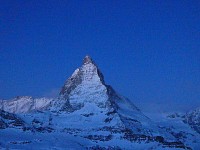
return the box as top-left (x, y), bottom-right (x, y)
top-left (0, 96), bottom-right (52, 113)
top-left (183, 107), bottom-right (200, 134)
top-left (166, 107), bottom-right (200, 135)
top-left (147, 111), bottom-right (200, 150)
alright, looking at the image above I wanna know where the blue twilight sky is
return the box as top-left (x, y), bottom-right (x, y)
top-left (0, 0), bottom-right (200, 112)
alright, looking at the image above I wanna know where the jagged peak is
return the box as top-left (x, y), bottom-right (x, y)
top-left (82, 55), bottom-right (105, 84)
top-left (15, 96), bottom-right (33, 99)
top-left (59, 55), bottom-right (105, 99)
top-left (83, 55), bottom-right (94, 65)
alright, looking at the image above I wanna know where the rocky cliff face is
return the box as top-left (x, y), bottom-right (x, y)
top-left (0, 110), bottom-right (26, 129)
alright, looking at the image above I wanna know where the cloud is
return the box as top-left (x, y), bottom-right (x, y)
top-left (136, 101), bottom-right (200, 114)
top-left (42, 88), bottom-right (60, 98)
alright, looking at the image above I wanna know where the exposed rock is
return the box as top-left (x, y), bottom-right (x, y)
top-left (183, 107), bottom-right (200, 134)
top-left (0, 110), bottom-right (25, 129)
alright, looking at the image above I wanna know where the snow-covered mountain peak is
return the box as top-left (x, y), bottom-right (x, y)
top-left (53, 56), bottom-right (162, 136)
top-left (81, 55), bottom-right (105, 84)
top-left (56, 56), bottom-right (108, 111)
top-left (83, 55), bottom-right (94, 64)
top-left (59, 56), bottom-right (105, 98)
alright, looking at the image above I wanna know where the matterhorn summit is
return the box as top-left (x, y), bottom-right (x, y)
top-left (54, 55), bottom-right (107, 112)
top-left (52, 55), bottom-right (157, 135)
top-left (48, 55), bottom-right (189, 149)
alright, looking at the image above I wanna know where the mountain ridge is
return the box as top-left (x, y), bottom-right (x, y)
top-left (0, 55), bottom-right (199, 149)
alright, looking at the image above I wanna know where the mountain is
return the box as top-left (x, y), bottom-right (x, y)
top-left (0, 55), bottom-right (198, 149)
top-left (52, 55), bottom-right (162, 136)
top-left (183, 107), bottom-right (200, 134)
top-left (147, 110), bottom-right (200, 150)
top-left (0, 96), bottom-right (52, 113)
top-left (166, 107), bottom-right (200, 135)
